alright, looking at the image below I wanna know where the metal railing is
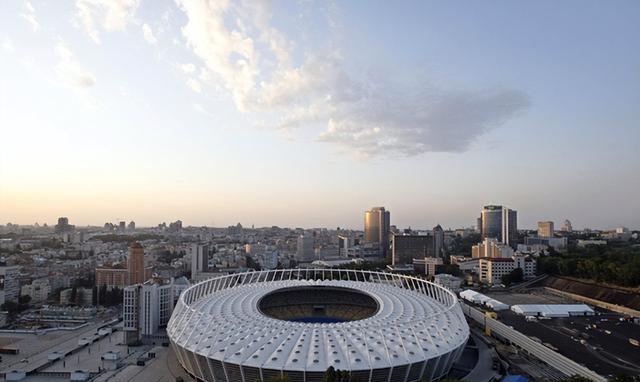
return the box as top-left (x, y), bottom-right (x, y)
top-left (176, 268), bottom-right (462, 329)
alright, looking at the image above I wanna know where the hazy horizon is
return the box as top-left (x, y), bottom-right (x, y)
top-left (1, 1), bottom-right (639, 230)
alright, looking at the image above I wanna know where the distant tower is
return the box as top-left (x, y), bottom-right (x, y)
top-left (537, 221), bottom-right (554, 238)
top-left (433, 224), bottom-right (444, 258)
top-left (364, 207), bottom-right (391, 256)
top-left (191, 244), bottom-right (209, 277)
top-left (481, 205), bottom-right (517, 247)
top-left (127, 242), bottom-right (146, 285)
top-left (296, 235), bottom-right (315, 262)
top-left (128, 221), bottom-right (136, 231)
top-left (561, 220), bottom-right (573, 232)
top-left (502, 207), bottom-right (517, 247)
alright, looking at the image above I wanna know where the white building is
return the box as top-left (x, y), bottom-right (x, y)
top-left (478, 255), bottom-right (536, 285)
top-left (433, 274), bottom-right (463, 292)
top-left (20, 278), bottom-right (50, 304)
top-left (511, 304), bottom-right (594, 317)
top-left (123, 276), bottom-right (189, 344)
top-left (258, 251), bottom-right (279, 270)
top-left (0, 265), bottom-right (20, 305)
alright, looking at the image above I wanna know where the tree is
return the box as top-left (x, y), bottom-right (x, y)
top-left (324, 366), bottom-right (337, 382)
top-left (1, 301), bottom-right (20, 313)
top-left (18, 295), bottom-right (31, 305)
top-left (501, 267), bottom-right (524, 286)
top-left (69, 286), bottom-right (78, 305)
top-left (609, 375), bottom-right (640, 382)
top-left (92, 286), bottom-right (98, 306)
top-left (98, 285), bottom-right (107, 306)
top-left (75, 289), bottom-right (85, 306)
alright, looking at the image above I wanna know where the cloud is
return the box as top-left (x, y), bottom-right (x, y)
top-left (317, 87), bottom-right (529, 158)
top-left (75, 0), bottom-right (140, 43)
top-left (55, 41), bottom-right (96, 88)
top-left (175, 0), bottom-right (529, 158)
top-left (176, 0), bottom-right (259, 111)
top-left (142, 23), bottom-right (157, 44)
top-left (20, 1), bottom-right (39, 31)
top-left (193, 103), bottom-right (213, 117)
top-left (2, 37), bottom-right (14, 53)
top-left (186, 78), bottom-right (202, 93)
top-left (180, 63), bottom-right (196, 74)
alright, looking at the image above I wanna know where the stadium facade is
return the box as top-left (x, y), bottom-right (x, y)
top-left (167, 269), bottom-right (469, 382)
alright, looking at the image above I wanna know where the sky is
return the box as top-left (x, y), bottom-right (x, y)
top-left (1, 0), bottom-right (639, 230)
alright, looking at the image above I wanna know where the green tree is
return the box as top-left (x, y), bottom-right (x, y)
top-left (324, 366), bottom-right (337, 382)
top-left (501, 267), bottom-right (524, 286)
top-left (69, 286), bottom-right (78, 305)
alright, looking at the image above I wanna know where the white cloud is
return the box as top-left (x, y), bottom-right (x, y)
top-left (20, 1), bottom-right (39, 31)
top-left (175, 0), bottom-right (529, 158)
top-left (180, 63), bottom-right (196, 74)
top-left (2, 37), bottom-right (15, 53)
top-left (75, 0), bottom-right (140, 44)
top-left (55, 41), bottom-right (96, 88)
top-left (142, 23), bottom-right (157, 44)
top-left (186, 78), bottom-right (202, 93)
top-left (194, 103), bottom-right (213, 117)
top-left (176, 0), bottom-right (259, 111)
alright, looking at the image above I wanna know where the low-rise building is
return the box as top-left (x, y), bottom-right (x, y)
top-left (20, 278), bottom-right (50, 303)
top-left (0, 265), bottom-right (20, 305)
top-left (478, 255), bottom-right (536, 284)
top-left (472, 238), bottom-right (513, 258)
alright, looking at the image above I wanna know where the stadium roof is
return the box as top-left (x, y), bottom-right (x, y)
top-left (168, 276), bottom-right (468, 373)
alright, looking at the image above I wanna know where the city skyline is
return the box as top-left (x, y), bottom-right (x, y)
top-left (2, 209), bottom-right (635, 232)
top-left (1, 1), bottom-right (639, 229)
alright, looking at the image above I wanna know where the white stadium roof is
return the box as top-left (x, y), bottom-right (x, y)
top-left (168, 269), bottom-right (469, 381)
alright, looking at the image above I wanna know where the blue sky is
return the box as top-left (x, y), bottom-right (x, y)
top-left (1, 0), bottom-right (638, 230)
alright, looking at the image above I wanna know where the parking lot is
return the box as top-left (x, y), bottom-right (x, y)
top-left (496, 309), bottom-right (640, 377)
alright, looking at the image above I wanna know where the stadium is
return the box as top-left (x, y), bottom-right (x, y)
top-left (167, 269), bottom-right (469, 382)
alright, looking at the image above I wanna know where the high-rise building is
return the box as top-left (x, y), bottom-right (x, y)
top-left (433, 224), bottom-right (444, 258)
top-left (537, 221), bottom-right (554, 238)
top-left (118, 221), bottom-right (126, 232)
top-left (0, 265), bottom-right (20, 305)
top-left (502, 207), bottom-right (517, 247)
top-left (364, 207), bottom-right (390, 256)
top-left (127, 242), bottom-right (146, 285)
top-left (123, 276), bottom-right (188, 344)
top-left (128, 221), bottom-right (136, 231)
top-left (480, 205), bottom-right (517, 247)
top-left (392, 234), bottom-right (434, 266)
top-left (337, 235), bottom-right (353, 257)
top-left (191, 244), bottom-right (209, 277)
top-left (561, 219), bottom-right (573, 232)
top-left (55, 217), bottom-right (74, 234)
top-left (296, 235), bottom-right (315, 262)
